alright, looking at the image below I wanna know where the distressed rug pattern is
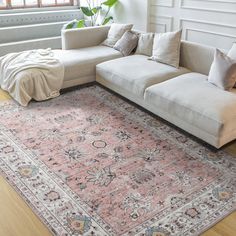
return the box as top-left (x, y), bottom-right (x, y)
top-left (0, 85), bottom-right (235, 236)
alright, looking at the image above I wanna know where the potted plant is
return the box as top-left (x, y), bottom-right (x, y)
top-left (65, 0), bottom-right (118, 29)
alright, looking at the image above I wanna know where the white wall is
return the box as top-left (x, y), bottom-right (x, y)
top-left (111, 0), bottom-right (148, 31)
top-left (149, 0), bottom-right (236, 50)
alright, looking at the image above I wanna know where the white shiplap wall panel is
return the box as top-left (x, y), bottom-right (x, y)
top-left (148, 0), bottom-right (236, 49)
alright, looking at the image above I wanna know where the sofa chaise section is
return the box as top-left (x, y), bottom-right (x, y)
top-left (58, 25), bottom-right (122, 88)
top-left (54, 46), bottom-right (122, 88)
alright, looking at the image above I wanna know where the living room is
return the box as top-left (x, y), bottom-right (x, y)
top-left (0, 0), bottom-right (235, 236)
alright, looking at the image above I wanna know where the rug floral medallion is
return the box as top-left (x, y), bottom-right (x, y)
top-left (0, 85), bottom-right (235, 236)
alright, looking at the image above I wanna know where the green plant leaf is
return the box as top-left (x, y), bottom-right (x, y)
top-left (92, 6), bottom-right (102, 14)
top-left (76, 19), bottom-right (85, 28)
top-left (66, 22), bottom-right (74, 29)
top-left (81, 6), bottom-right (95, 16)
top-left (102, 0), bottom-right (118, 7)
top-left (65, 20), bottom-right (76, 29)
top-left (102, 16), bottom-right (113, 25)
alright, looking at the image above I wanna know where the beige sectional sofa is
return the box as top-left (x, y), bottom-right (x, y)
top-left (59, 25), bottom-right (236, 149)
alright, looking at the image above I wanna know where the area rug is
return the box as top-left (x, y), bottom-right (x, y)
top-left (0, 85), bottom-right (235, 236)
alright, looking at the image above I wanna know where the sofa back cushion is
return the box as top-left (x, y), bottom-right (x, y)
top-left (150, 30), bottom-right (182, 68)
top-left (114, 31), bottom-right (139, 56)
top-left (135, 33), bottom-right (154, 57)
top-left (180, 41), bottom-right (215, 75)
top-left (102, 23), bottom-right (133, 47)
top-left (208, 49), bottom-right (236, 90)
top-left (62, 25), bottom-right (111, 50)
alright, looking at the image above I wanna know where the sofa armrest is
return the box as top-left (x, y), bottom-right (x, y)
top-left (61, 25), bottom-right (111, 50)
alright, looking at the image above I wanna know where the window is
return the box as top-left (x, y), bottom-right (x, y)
top-left (0, 0), bottom-right (76, 9)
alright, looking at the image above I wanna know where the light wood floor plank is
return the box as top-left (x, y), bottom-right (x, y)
top-left (0, 176), bottom-right (52, 236)
top-left (0, 90), bottom-right (11, 100)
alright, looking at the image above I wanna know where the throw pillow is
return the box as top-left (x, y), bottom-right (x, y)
top-left (227, 43), bottom-right (236, 60)
top-left (227, 42), bottom-right (236, 87)
top-left (135, 33), bottom-right (154, 56)
top-left (102, 23), bottom-right (133, 47)
top-left (149, 30), bottom-right (182, 68)
top-left (208, 49), bottom-right (236, 90)
top-left (113, 31), bottom-right (139, 56)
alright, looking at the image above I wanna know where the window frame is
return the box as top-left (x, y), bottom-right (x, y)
top-left (0, 0), bottom-right (75, 10)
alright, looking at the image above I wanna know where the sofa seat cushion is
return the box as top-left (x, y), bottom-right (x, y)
top-left (144, 72), bottom-right (236, 141)
top-left (96, 55), bottom-right (190, 98)
top-left (54, 46), bottom-right (122, 84)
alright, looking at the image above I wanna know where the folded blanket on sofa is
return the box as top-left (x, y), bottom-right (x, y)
top-left (0, 48), bottom-right (64, 106)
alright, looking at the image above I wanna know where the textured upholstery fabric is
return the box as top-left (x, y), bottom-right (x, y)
top-left (135, 33), bottom-right (154, 56)
top-left (102, 23), bottom-right (133, 47)
top-left (150, 30), bottom-right (182, 68)
top-left (113, 31), bottom-right (139, 56)
top-left (54, 46), bottom-right (122, 84)
top-left (96, 55), bottom-right (189, 98)
top-left (61, 25), bottom-right (110, 50)
top-left (180, 41), bottom-right (215, 75)
top-left (144, 72), bottom-right (236, 147)
top-left (208, 49), bottom-right (236, 90)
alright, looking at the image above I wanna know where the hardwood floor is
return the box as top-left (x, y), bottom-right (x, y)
top-left (0, 90), bottom-right (235, 236)
top-left (0, 176), bottom-right (51, 236)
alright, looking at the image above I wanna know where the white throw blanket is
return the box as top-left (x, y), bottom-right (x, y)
top-left (0, 48), bottom-right (64, 106)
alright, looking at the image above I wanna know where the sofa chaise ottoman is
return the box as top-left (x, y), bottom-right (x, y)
top-left (55, 25), bottom-right (122, 89)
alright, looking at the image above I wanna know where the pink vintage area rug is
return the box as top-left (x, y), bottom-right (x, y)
top-left (0, 85), bottom-right (235, 236)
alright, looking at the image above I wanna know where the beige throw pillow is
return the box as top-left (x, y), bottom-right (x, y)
top-left (227, 42), bottom-right (236, 87)
top-left (113, 31), bottom-right (139, 56)
top-left (102, 23), bottom-right (133, 47)
top-left (227, 43), bottom-right (236, 60)
top-left (135, 33), bottom-right (154, 56)
top-left (208, 49), bottom-right (236, 90)
top-left (149, 30), bottom-right (182, 68)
